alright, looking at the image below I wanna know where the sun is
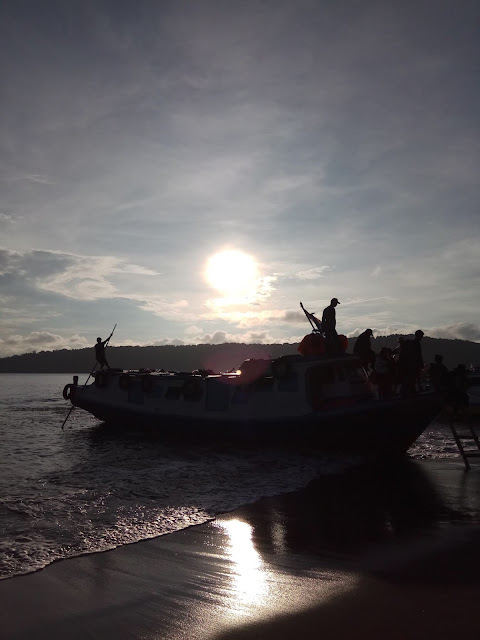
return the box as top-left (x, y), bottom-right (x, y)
top-left (205, 250), bottom-right (258, 300)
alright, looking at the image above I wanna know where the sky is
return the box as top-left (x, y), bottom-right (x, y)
top-left (1, 0), bottom-right (479, 358)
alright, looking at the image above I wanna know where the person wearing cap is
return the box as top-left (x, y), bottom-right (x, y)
top-left (322, 298), bottom-right (340, 353)
top-left (353, 328), bottom-right (375, 370)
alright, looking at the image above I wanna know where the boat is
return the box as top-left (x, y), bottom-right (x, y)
top-left (467, 369), bottom-right (480, 415)
top-left (62, 347), bottom-right (442, 457)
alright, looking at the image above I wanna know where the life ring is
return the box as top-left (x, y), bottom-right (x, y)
top-left (119, 373), bottom-right (130, 391)
top-left (272, 359), bottom-right (289, 379)
top-left (183, 378), bottom-right (203, 401)
top-left (95, 371), bottom-right (107, 388)
top-left (142, 374), bottom-right (153, 393)
top-left (63, 384), bottom-right (75, 401)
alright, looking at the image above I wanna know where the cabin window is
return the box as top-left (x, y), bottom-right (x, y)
top-left (165, 386), bottom-right (182, 399)
top-left (277, 372), bottom-right (299, 392)
top-left (206, 379), bottom-right (230, 411)
top-left (305, 365), bottom-right (335, 408)
top-left (250, 377), bottom-right (274, 392)
top-left (308, 365), bottom-right (335, 385)
top-left (232, 385), bottom-right (249, 404)
top-left (127, 381), bottom-right (144, 405)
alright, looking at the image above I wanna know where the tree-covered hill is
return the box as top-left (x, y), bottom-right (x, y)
top-left (0, 335), bottom-right (479, 374)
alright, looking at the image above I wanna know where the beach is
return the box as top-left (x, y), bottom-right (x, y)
top-left (2, 458), bottom-right (480, 639)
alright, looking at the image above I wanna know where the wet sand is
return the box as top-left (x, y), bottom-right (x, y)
top-left (2, 458), bottom-right (480, 639)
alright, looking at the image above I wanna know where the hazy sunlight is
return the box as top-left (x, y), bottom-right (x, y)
top-left (205, 250), bottom-right (258, 301)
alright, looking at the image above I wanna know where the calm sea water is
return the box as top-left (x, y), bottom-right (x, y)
top-left (0, 373), bottom-right (461, 580)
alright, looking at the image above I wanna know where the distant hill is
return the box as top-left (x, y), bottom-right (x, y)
top-left (0, 335), bottom-right (478, 374)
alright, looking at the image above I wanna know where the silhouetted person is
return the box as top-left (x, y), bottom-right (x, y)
top-left (398, 330), bottom-right (424, 397)
top-left (443, 365), bottom-right (469, 414)
top-left (412, 329), bottom-right (425, 379)
top-left (454, 363), bottom-right (468, 390)
top-left (429, 354), bottom-right (448, 393)
top-left (353, 328), bottom-right (375, 370)
top-left (392, 336), bottom-right (405, 358)
top-left (95, 332), bottom-right (113, 370)
top-left (374, 347), bottom-right (395, 399)
top-left (322, 297), bottom-right (340, 353)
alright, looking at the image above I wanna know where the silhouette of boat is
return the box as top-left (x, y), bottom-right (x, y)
top-left (63, 352), bottom-right (442, 456)
top-left (467, 370), bottom-right (480, 414)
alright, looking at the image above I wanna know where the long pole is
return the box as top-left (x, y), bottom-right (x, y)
top-left (300, 302), bottom-right (316, 331)
top-left (61, 324), bottom-right (117, 430)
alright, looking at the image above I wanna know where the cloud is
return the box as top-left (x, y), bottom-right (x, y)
top-left (149, 338), bottom-right (186, 346)
top-left (428, 323), bottom-right (480, 343)
top-left (189, 329), bottom-right (279, 345)
top-left (283, 310), bottom-right (309, 323)
top-left (0, 247), bottom-right (162, 302)
top-left (0, 331), bottom-right (89, 356)
top-left (2, 173), bottom-right (54, 185)
top-left (138, 298), bottom-right (190, 318)
top-left (294, 266), bottom-right (331, 280)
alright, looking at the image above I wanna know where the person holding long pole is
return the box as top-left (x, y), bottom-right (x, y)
top-left (95, 328), bottom-right (115, 370)
top-left (61, 324), bottom-right (116, 430)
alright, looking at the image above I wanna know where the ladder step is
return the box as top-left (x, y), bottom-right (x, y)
top-left (450, 424), bottom-right (480, 468)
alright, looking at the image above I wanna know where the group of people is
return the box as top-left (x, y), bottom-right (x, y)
top-left (353, 326), bottom-right (470, 406)
top-left (429, 354), bottom-right (470, 411)
top-left (305, 298), bottom-right (428, 397)
top-left (353, 329), bottom-right (426, 399)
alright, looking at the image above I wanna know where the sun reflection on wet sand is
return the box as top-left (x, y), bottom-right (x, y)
top-left (215, 518), bottom-right (269, 614)
top-left (209, 514), bottom-right (361, 634)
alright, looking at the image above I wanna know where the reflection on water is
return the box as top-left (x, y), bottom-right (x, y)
top-left (215, 518), bottom-right (269, 613)
top-left (269, 510), bottom-right (288, 554)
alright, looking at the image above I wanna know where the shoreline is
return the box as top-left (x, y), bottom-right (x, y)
top-left (2, 458), bottom-right (480, 639)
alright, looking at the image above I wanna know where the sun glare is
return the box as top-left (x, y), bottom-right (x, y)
top-left (205, 250), bottom-right (258, 300)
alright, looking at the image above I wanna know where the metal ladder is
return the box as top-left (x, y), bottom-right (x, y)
top-left (449, 415), bottom-right (480, 470)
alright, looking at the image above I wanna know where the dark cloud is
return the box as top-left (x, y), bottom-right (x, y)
top-left (283, 310), bottom-right (308, 324)
top-left (0, 331), bottom-right (88, 356)
top-left (429, 323), bottom-right (480, 343)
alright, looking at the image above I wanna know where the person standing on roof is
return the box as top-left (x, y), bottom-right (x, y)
top-left (95, 331), bottom-right (113, 370)
top-left (322, 298), bottom-right (340, 353)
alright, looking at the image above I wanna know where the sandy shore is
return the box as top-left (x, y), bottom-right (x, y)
top-left (2, 458), bottom-right (480, 639)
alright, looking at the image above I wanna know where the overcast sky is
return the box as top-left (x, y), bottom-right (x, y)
top-left (1, 0), bottom-right (479, 358)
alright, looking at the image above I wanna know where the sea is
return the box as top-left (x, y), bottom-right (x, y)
top-left (0, 373), bottom-right (467, 581)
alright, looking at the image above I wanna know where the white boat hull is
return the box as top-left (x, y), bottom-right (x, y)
top-left (64, 354), bottom-right (442, 456)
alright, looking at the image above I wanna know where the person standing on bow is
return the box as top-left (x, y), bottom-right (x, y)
top-left (322, 297), bottom-right (340, 354)
top-left (95, 331), bottom-right (114, 370)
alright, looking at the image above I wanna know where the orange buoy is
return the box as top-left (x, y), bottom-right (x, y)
top-left (298, 333), bottom-right (326, 356)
